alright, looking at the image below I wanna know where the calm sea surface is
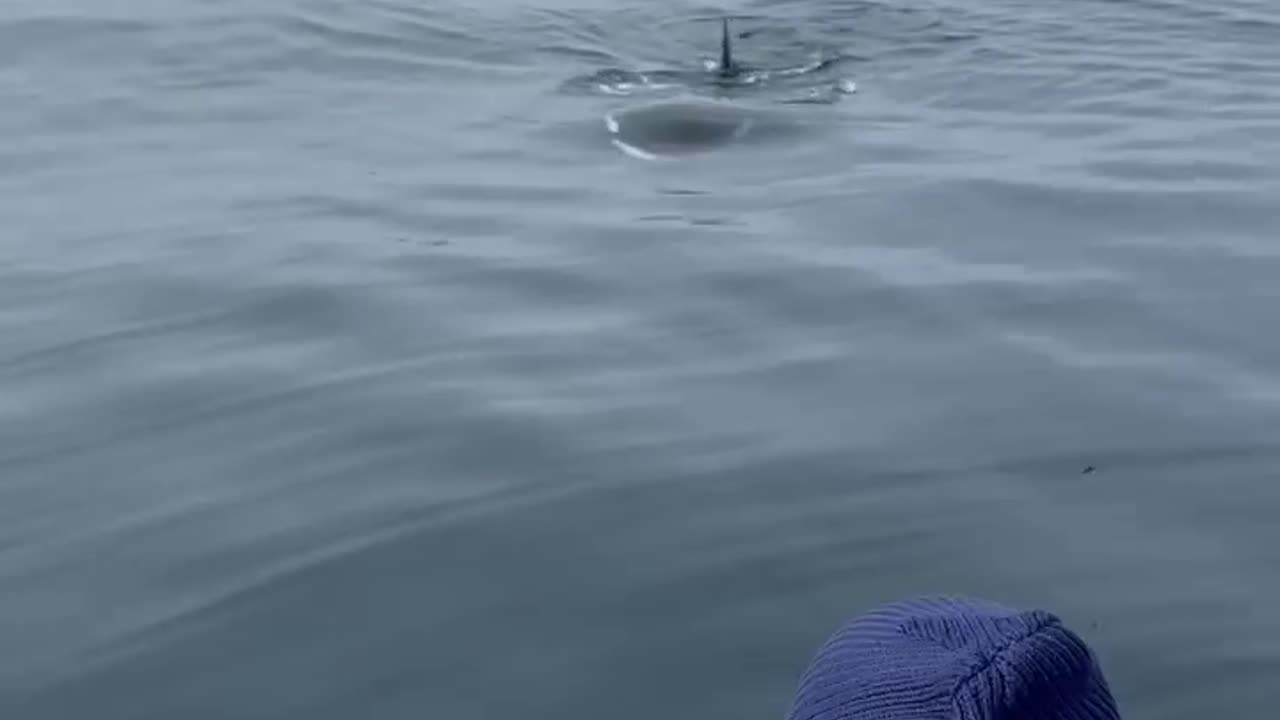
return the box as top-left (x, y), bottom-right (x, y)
top-left (3, 0), bottom-right (1280, 717)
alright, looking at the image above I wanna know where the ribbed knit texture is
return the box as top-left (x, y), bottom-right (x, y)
top-left (788, 596), bottom-right (1123, 720)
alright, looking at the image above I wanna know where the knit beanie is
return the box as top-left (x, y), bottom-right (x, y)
top-left (788, 596), bottom-right (1123, 720)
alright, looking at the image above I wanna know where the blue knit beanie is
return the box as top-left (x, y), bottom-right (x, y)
top-left (789, 596), bottom-right (1122, 720)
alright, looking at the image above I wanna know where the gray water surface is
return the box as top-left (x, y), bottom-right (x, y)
top-left (4, 0), bottom-right (1280, 717)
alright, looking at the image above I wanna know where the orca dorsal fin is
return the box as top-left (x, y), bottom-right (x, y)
top-left (719, 17), bottom-right (735, 77)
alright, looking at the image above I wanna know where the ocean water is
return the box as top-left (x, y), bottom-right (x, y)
top-left (3, 0), bottom-right (1280, 717)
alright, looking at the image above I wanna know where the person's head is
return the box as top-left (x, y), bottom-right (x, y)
top-left (788, 596), bottom-right (1122, 720)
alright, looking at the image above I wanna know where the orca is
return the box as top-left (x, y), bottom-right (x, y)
top-left (591, 16), bottom-right (846, 158)
top-left (717, 17), bottom-right (740, 79)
